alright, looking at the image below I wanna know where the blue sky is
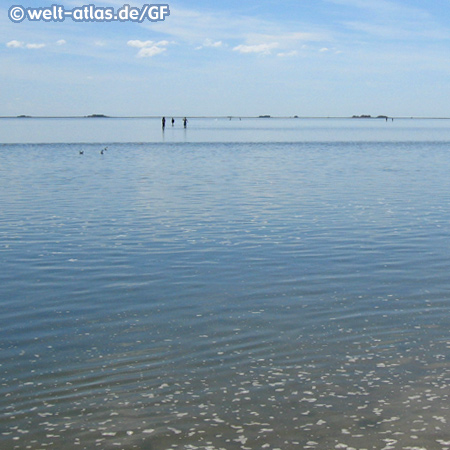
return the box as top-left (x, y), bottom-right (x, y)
top-left (2, 0), bottom-right (450, 117)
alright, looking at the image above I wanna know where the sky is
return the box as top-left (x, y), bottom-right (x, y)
top-left (1, 0), bottom-right (450, 117)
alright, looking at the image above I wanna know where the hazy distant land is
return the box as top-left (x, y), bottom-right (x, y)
top-left (4, 114), bottom-right (450, 120)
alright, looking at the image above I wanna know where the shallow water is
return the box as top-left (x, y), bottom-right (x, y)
top-left (1, 130), bottom-right (450, 449)
top-left (2, 116), bottom-right (450, 143)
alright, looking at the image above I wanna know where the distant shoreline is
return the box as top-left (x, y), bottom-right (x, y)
top-left (2, 115), bottom-right (450, 120)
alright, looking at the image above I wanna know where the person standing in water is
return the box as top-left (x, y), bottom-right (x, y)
top-left (183, 117), bottom-right (188, 128)
top-left (171, 117), bottom-right (175, 126)
top-left (162, 117), bottom-right (166, 129)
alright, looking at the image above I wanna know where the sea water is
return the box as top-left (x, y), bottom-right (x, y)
top-left (1, 119), bottom-right (450, 449)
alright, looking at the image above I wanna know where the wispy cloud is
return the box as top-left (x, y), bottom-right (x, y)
top-left (327, 0), bottom-right (450, 40)
top-left (343, 20), bottom-right (450, 40)
top-left (231, 29), bottom-right (328, 58)
top-left (6, 40), bottom-right (45, 49)
top-left (233, 42), bottom-right (279, 55)
top-left (127, 39), bottom-right (169, 57)
top-left (144, 4), bottom-right (330, 51)
top-left (326, 0), bottom-right (430, 17)
top-left (26, 43), bottom-right (46, 49)
top-left (196, 38), bottom-right (223, 50)
top-left (245, 31), bottom-right (326, 45)
top-left (277, 50), bottom-right (298, 57)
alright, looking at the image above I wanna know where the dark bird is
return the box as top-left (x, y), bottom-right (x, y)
top-left (79, 151), bottom-right (84, 155)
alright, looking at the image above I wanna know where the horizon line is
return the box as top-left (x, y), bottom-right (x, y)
top-left (2, 115), bottom-right (450, 120)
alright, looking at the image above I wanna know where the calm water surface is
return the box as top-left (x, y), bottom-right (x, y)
top-left (1, 121), bottom-right (450, 449)
top-left (2, 116), bottom-right (450, 143)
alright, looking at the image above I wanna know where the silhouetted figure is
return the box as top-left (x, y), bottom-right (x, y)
top-left (171, 117), bottom-right (175, 126)
top-left (162, 117), bottom-right (166, 129)
top-left (79, 150), bottom-right (84, 155)
top-left (183, 117), bottom-right (188, 128)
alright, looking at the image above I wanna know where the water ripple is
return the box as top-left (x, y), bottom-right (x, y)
top-left (1, 141), bottom-right (450, 449)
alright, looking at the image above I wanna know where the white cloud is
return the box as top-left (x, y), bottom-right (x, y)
top-left (6, 40), bottom-right (24, 48)
top-left (26, 43), bottom-right (45, 49)
top-left (6, 40), bottom-right (45, 49)
top-left (137, 46), bottom-right (167, 57)
top-left (127, 40), bottom-right (155, 48)
top-left (127, 39), bottom-right (169, 57)
top-left (233, 31), bottom-right (327, 58)
top-left (203, 38), bottom-right (223, 48)
top-left (233, 42), bottom-right (279, 55)
top-left (195, 38), bottom-right (223, 50)
top-left (319, 47), bottom-right (329, 52)
top-left (277, 50), bottom-right (299, 57)
top-left (56, 39), bottom-right (66, 46)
